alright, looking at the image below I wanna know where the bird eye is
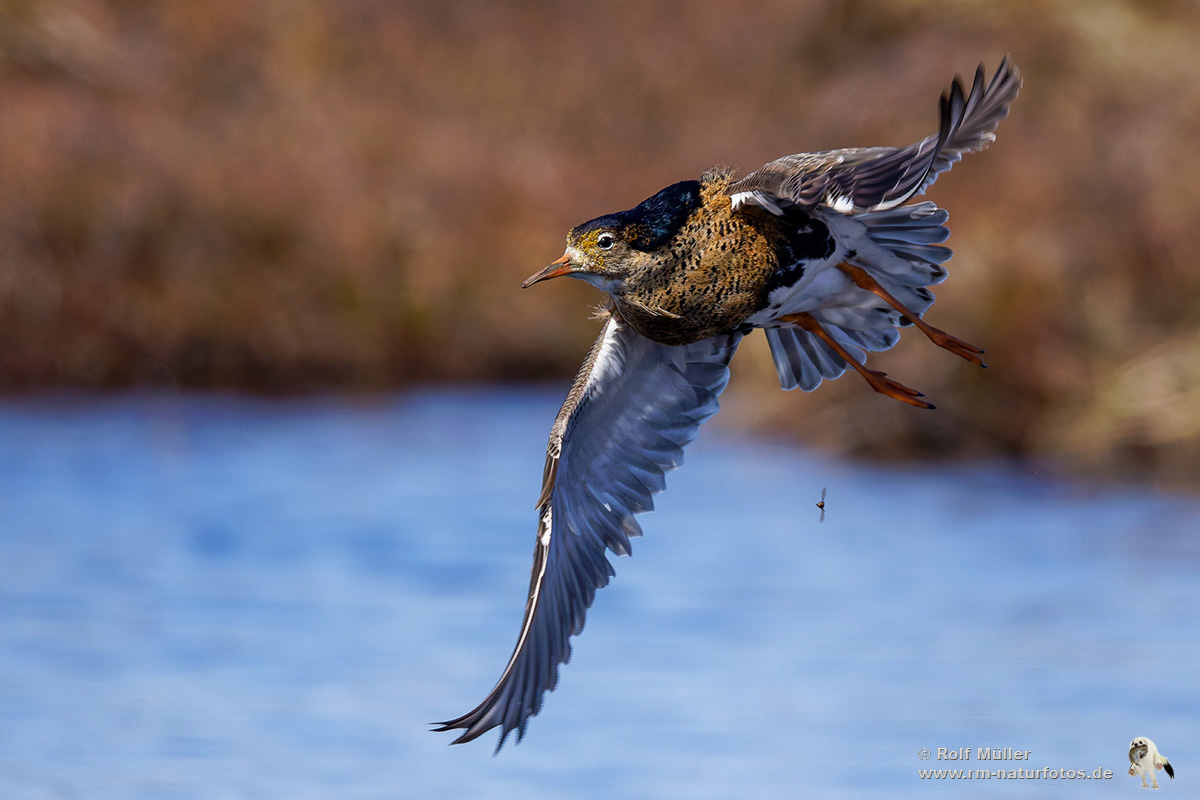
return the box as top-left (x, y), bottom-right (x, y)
top-left (597, 233), bottom-right (615, 250)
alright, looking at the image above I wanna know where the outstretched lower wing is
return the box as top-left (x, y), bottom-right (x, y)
top-left (729, 56), bottom-right (1021, 215)
top-left (435, 315), bottom-right (742, 750)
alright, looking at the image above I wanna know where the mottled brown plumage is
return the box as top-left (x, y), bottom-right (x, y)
top-left (611, 169), bottom-right (826, 345)
top-left (526, 167), bottom-right (839, 346)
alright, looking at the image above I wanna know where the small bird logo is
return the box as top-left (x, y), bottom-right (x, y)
top-left (816, 487), bottom-right (827, 522)
top-left (1129, 736), bottom-right (1174, 789)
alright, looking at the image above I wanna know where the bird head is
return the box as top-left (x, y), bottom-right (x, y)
top-left (522, 222), bottom-right (643, 293)
top-left (522, 180), bottom-right (703, 294)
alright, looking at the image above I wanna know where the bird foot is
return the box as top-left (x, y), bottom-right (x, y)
top-left (836, 262), bottom-right (987, 367)
top-left (923, 326), bottom-right (988, 368)
top-left (861, 367), bottom-right (935, 410)
top-left (778, 312), bottom-right (935, 409)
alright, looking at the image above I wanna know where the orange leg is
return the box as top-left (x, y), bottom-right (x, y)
top-left (837, 263), bottom-right (987, 368)
top-left (779, 312), bottom-right (934, 410)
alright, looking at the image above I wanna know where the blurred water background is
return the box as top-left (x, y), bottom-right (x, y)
top-left (1, 390), bottom-right (1197, 799)
top-left (3, 1), bottom-right (1200, 797)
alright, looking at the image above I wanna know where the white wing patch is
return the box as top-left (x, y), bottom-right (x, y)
top-left (730, 190), bottom-right (786, 216)
top-left (827, 193), bottom-right (855, 213)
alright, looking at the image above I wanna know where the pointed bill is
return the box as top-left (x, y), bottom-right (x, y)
top-left (522, 253), bottom-right (574, 288)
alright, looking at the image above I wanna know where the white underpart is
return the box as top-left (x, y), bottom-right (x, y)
top-left (744, 211), bottom-right (855, 327)
top-left (745, 201), bottom-right (954, 392)
top-left (748, 203), bottom-right (950, 327)
top-left (748, 257), bottom-right (854, 326)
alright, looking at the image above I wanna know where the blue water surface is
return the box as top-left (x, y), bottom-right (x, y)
top-left (0, 389), bottom-right (1197, 799)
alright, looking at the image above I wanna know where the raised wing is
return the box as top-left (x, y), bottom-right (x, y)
top-left (729, 56), bottom-right (1021, 215)
top-left (435, 315), bottom-right (742, 750)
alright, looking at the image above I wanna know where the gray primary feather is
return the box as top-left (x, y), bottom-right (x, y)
top-left (434, 316), bottom-right (741, 749)
top-left (765, 324), bottom-right (869, 391)
top-left (728, 56), bottom-right (1021, 214)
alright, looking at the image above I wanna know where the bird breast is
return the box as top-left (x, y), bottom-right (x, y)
top-left (613, 205), bottom-right (786, 346)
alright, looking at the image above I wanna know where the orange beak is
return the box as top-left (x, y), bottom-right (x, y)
top-left (522, 253), bottom-right (574, 288)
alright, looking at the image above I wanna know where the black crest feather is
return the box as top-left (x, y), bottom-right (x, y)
top-left (572, 180), bottom-right (701, 251)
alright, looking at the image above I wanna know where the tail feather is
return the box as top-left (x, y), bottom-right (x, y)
top-left (764, 200), bottom-right (954, 392)
top-left (764, 323), bottom-right (885, 393)
top-left (844, 201), bottom-right (953, 291)
top-left (868, 224), bottom-right (950, 246)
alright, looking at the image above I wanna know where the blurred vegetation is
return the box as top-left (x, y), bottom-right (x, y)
top-left (2, 0), bottom-right (1200, 483)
